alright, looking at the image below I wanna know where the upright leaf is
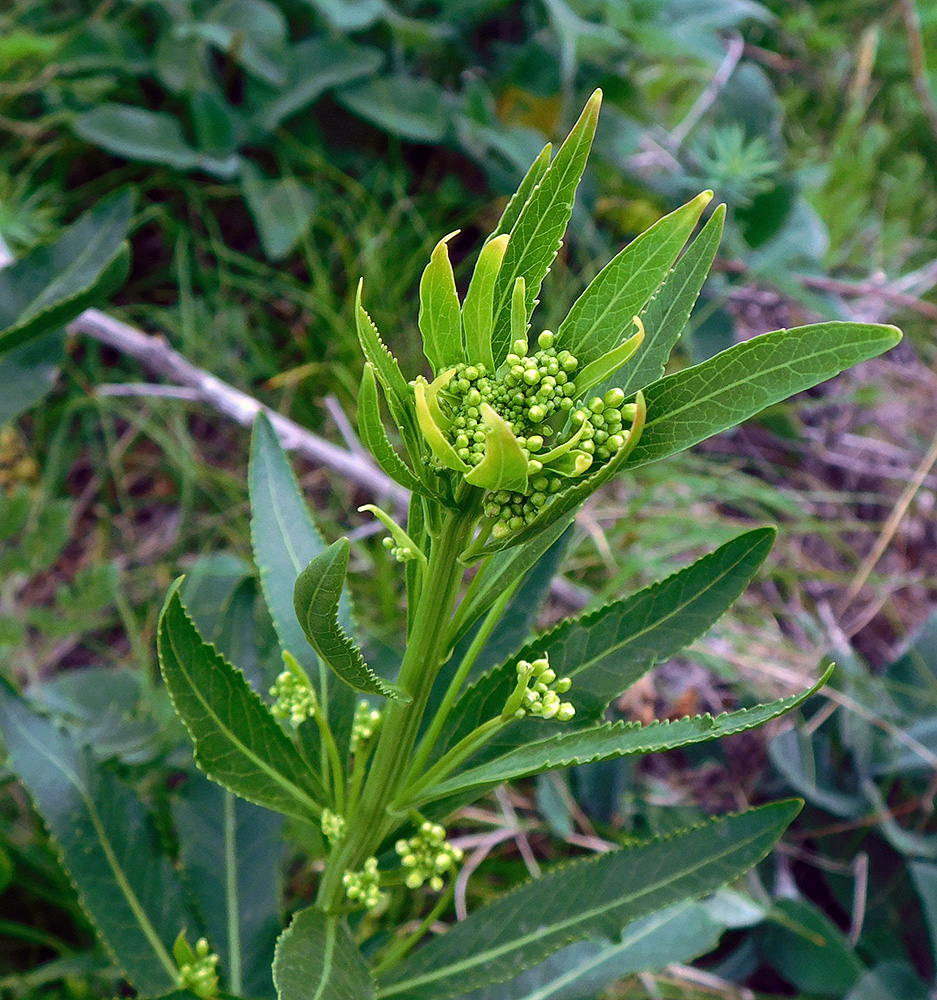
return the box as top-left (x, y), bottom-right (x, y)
top-left (174, 777), bottom-right (282, 998)
top-left (0, 192), bottom-right (132, 352)
top-left (354, 280), bottom-right (412, 408)
top-left (417, 670), bottom-right (829, 805)
top-left (491, 144), bottom-right (551, 241)
top-left (357, 364), bottom-right (426, 494)
top-left (625, 322), bottom-right (902, 472)
top-left (158, 585), bottom-right (325, 821)
top-left (463, 234), bottom-right (509, 370)
top-left (377, 801), bottom-right (801, 1000)
top-left (293, 539), bottom-right (408, 701)
top-left (0, 687), bottom-right (189, 995)
top-left (440, 528), bottom-right (776, 760)
top-left (419, 231), bottom-right (464, 373)
top-left (556, 192), bottom-right (711, 367)
top-left (273, 907), bottom-right (374, 1000)
top-left (490, 91), bottom-right (601, 364)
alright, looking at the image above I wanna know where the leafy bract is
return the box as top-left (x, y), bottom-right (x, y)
top-left (625, 322), bottom-right (902, 472)
top-left (354, 280), bottom-right (412, 409)
top-left (419, 231), bottom-right (463, 373)
top-left (556, 191), bottom-right (711, 367)
top-left (489, 91), bottom-right (601, 364)
top-left (293, 539), bottom-right (408, 701)
top-left (0, 686), bottom-right (188, 995)
top-left (273, 907), bottom-right (374, 1000)
top-left (440, 528), bottom-right (776, 759)
top-left (463, 234), bottom-right (509, 370)
top-left (0, 192), bottom-right (131, 353)
top-left (357, 364), bottom-right (426, 494)
top-left (377, 801), bottom-right (801, 1000)
top-left (415, 668), bottom-right (830, 804)
top-left (464, 403), bottom-right (530, 492)
top-left (157, 584), bottom-right (325, 821)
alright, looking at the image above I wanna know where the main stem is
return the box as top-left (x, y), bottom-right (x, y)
top-left (316, 492), bottom-right (480, 910)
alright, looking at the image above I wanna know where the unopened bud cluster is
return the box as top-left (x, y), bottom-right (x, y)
top-left (395, 821), bottom-right (464, 891)
top-left (504, 655), bottom-right (575, 722)
top-left (382, 535), bottom-right (418, 563)
top-left (269, 668), bottom-right (315, 728)
top-left (351, 699), bottom-right (381, 753)
top-left (176, 938), bottom-right (219, 998)
top-left (321, 808), bottom-right (345, 845)
top-left (343, 857), bottom-right (384, 909)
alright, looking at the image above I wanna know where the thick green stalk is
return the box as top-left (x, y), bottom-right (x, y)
top-left (316, 490), bottom-right (481, 909)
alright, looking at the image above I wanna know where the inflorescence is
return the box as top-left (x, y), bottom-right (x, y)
top-left (321, 809), bottom-right (346, 846)
top-left (176, 938), bottom-right (220, 999)
top-left (343, 857), bottom-right (384, 910)
top-left (351, 699), bottom-right (382, 754)
top-left (395, 821), bottom-right (464, 891)
top-left (502, 654), bottom-right (575, 722)
top-left (269, 666), bottom-right (316, 728)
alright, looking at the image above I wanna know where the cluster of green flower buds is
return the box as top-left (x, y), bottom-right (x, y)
top-left (175, 938), bottom-right (219, 999)
top-left (321, 808), bottom-right (346, 846)
top-left (343, 857), bottom-right (384, 910)
top-left (381, 535), bottom-right (418, 563)
top-left (269, 664), bottom-right (316, 728)
top-left (350, 699), bottom-right (382, 754)
top-left (395, 821), bottom-right (464, 891)
top-left (502, 655), bottom-right (575, 722)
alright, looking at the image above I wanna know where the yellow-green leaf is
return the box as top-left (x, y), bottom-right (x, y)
top-left (419, 231), bottom-right (464, 374)
top-left (464, 402), bottom-right (529, 492)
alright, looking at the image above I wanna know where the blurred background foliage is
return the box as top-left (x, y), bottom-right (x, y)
top-left (1, 0), bottom-right (937, 997)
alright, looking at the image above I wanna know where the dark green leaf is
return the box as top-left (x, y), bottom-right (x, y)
top-left (0, 332), bottom-right (64, 423)
top-left (625, 322), bottom-right (902, 472)
top-left (294, 539), bottom-right (408, 701)
top-left (910, 862), bottom-right (937, 965)
top-left (241, 163), bottom-right (316, 261)
top-left (557, 192), bottom-right (711, 367)
top-left (0, 686), bottom-right (189, 995)
top-left (377, 801), bottom-right (801, 1000)
top-left (157, 585), bottom-right (325, 821)
top-left (337, 74), bottom-right (447, 143)
top-left (0, 192), bottom-right (131, 352)
top-left (490, 144), bottom-right (552, 241)
top-left (273, 906), bottom-right (374, 1000)
top-left (490, 92), bottom-right (601, 364)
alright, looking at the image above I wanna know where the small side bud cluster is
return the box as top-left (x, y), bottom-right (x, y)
top-left (176, 938), bottom-right (219, 999)
top-left (342, 857), bottom-right (384, 909)
top-left (350, 699), bottom-right (381, 754)
top-left (321, 808), bottom-right (346, 846)
top-left (269, 668), bottom-right (316, 728)
top-left (395, 821), bottom-right (464, 891)
top-left (502, 654), bottom-right (575, 722)
top-left (381, 535), bottom-right (419, 562)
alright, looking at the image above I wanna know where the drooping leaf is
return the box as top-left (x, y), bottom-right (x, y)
top-left (357, 364), bottom-right (426, 494)
top-left (0, 332), bottom-right (64, 423)
top-left (490, 143), bottom-right (552, 241)
top-left (464, 403), bottom-right (530, 492)
top-left (157, 584), bottom-right (325, 821)
top-left (613, 204), bottom-right (726, 398)
top-left (249, 413), bottom-right (355, 751)
top-left (273, 906), bottom-right (374, 1000)
top-left (419, 231), bottom-right (464, 373)
top-left (377, 800), bottom-right (801, 1000)
top-left (557, 192), bottom-right (711, 367)
top-left (293, 539), bottom-right (408, 701)
top-left (490, 92), bottom-right (601, 364)
top-left (624, 322), bottom-right (902, 472)
top-left (463, 234), bottom-right (509, 370)
top-left (174, 777), bottom-right (282, 998)
top-left (440, 527), bottom-right (777, 760)
top-left (0, 686), bottom-right (189, 995)
top-left (74, 105), bottom-right (240, 177)
top-left (455, 900), bottom-right (723, 1000)
top-left (0, 192), bottom-right (131, 352)
top-left (337, 73), bottom-right (447, 143)
top-left (415, 669), bottom-right (829, 805)
top-left (241, 163), bottom-right (316, 261)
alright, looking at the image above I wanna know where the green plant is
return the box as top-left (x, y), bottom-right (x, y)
top-left (0, 91), bottom-right (903, 999)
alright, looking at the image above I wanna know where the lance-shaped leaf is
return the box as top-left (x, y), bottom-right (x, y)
top-left (415, 375), bottom-right (469, 472)
top-left (624, 322), bottom-right (902, 472)
top-left (556, 191), bottom-right (712, 368)
top-left (490, 91), bottom-right (601, 364)
top-left (511, 276), bottom-right (528, 348)
top-left (413, 668), bottom-right (830, 805)
top-left (491, 144), bottom-right (552, 241)
top-left (376, 800), bottom-right (801, 1000)
top-left (468, 392), bottom-right (646, 559)
top-left (273, 907), bottom-right (374, 1000)
top-left (357, 364), bottom-right (426, 494)
top-left (355, 279), bottom-right (412, 409)
top-left (465, 402), bottom-right (530, 492)
top-left (463, 234), bottom-right (509, 370)
top-left (293, 539), bottom-right (409, 701)
top-left (0, 191), bottom-right (132, 352)
top-left (420, 230), bottom-right (464, 374)
top-left (614, 204), bottom-right (726, 398)
top-left (158, 584), bottom-right (326, 821)
top-left (439, 528), bottom-right (777, 760)
top-left (0, 686), bottom-right (190, 996)
top-left (574, 323), bottom-right (644, 399)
